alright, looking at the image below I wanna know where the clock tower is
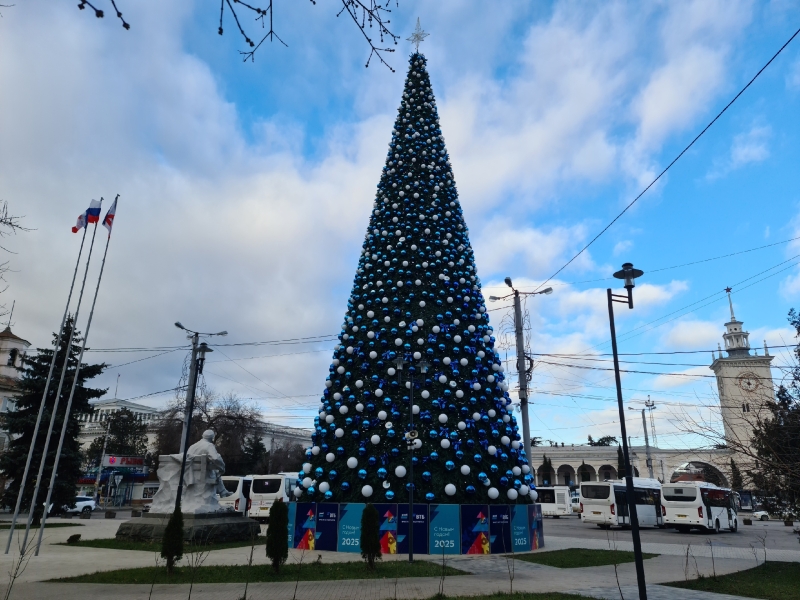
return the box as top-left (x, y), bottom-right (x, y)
top-left (709, 290), bottom-right (775, 451)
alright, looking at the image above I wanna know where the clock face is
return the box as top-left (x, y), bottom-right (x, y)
top-left (737, 372), bottom-right (760, 394)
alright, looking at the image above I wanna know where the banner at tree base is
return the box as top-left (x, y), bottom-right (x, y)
top-left (283, 503), bottom-right (544, 555)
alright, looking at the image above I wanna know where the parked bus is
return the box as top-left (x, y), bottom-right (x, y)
top-left (662, 482), bottom-right (739, 533)
top-left (535, 486), bottom-right (572, 517)
top-left (580, 478), bottom-right (663, 528)
top-left (247, 473), bottom-right (292, 522)
top-left (218, 476), bottom-right (252, 515)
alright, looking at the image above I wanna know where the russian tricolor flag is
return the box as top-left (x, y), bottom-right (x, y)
top-left (72, 200), bottom-right (102, 233)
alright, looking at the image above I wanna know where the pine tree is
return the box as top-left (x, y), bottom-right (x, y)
top-left (360, 503), bottom-right (381, 569)
top-left (729, 458), bottom-right (744, 490)
top-left (241, 434), bottom-right (268, 475)
top-left (266, 498), bottom-right (289, 572)
top-left (301, 53), bottom-right (533, 505)
top-left (0, 317), bottom-right (106, 518)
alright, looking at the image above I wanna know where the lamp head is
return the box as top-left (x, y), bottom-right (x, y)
top-left (613, 262), bottom-right (644, 290)
top-left (175, 322), bottom-right (185, 330)
top-left (216, 331), bottom-right (228, 336)
top-left (488, 296), bottom-right (499, 301)
top-left (393, 356), bottom-right (405, 370)
top-left (418, 360), bottom-right (430, 374)
top-left (198, 342), bottom-right (213, 355)
top-left (541, 287), bottom-right (553, 295)
top-left (504, 277), bottom-right (513, 288)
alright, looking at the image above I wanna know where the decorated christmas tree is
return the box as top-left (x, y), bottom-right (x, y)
top-left (299, 52), bottom-right (534, 505)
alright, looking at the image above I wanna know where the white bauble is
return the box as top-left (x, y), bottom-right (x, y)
top-left (413, 352), bottom-right (421, 360)
top-left (503, 415), bottom-right (511, 423)
top-left (501, 436), bottom-right (511, 446)
top-left (333, 392), bottom-right (342, 400)
top-left (488, 487), bottom-right (500, 500)
top-left (487, 445), bottom-right (497, 456)
top-left (511, 440), bottom-right (520, 449)
top-left (530, 490), bottom-right (538, 501)
top-left (440, 439), bottom-right (451, 449)
top-left (432, 326), bottom-right (441, 333)
top-left (439, 375), bottom-right (448, 384)
top-left (326, 453), bottom-right (335, 463)
top-left (387, 367), bottom-right (396, 376)
top-left (444, 484), bottom-right (457, 496)
top-left (519, 485), bottom-right (529, 496)
top-left (362, 485), bottom-right (373, 498)
top-left (375, 389), bottom-right (384, 397)
top-left (472, 383), bottom-right (481, 390)
top-left (507, 489), bottom-right (519, 501)
top-left (371, 435), bottom-right (381, 445)
top-left (311, 446), bottom-right (321, 455)
top-left (456, 390), bottom-right (464, 398)
top-left (413, 439), bottom-right (422, 449)
top-left (346, 457), bottom-right (358, 469)
top-left (378, 410), bottom-right (388, 420)
top-left (460, 465), bottom-right (470, 475)
top-left (460, 358), bottom-right (468, 366)
top-left (319, 482), bottom-right (330, 493)
top-left (443, 357), bottom-right (451, 365)
top-left (512, 466), bottom-right (521, 476)
top-left (488, 409), bottom-right (496, 418)
top-left (370, 351), bottom-right (378, 359)
top-left (457, 421), bottom-right (466, 431)
top-left (339, 405), bottom-right (348, 415)
top-left (412, 405), bottom-right (420, 415)
top-left (335, 428), bottom-right (344, 438)
top-left (356, 403), bottom-right (365, 412)
top-left (421, 390), bottom-right (430, 399)
top-left (395, 466), bottom-right (407, 478)
top-left (303, 463), bottom-right (312, 473)
top-left (416, 319), bottom-right (424, 326)
top-left (472, 412), bottom-right (481, 421)
top-left (302, 477), bottom-right (312, 488)
top-left (325, 415), bottom-right (334, 424)
top-left (438, 414), bottom-right (448, 424)
top-left (293, 487), bottom-right (303, 498)
top-left (522, 465), bottom-right (531, 474)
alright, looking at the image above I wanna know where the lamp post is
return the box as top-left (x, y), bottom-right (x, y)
top-left (393, 355), bottom-right (428, 563)
top-left (488, 280), bottom-right (552, 466)
top-left (607, 262), bottom-right (647, 600)
top-left (94, 411), bottom-right (129, 506)
top-left (172, 323), bottom-right (227, 514)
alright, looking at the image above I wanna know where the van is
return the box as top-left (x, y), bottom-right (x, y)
top-left (218, 476), bottom-right (252, 515)
top-left (662, 481), bottom-right (738, 533)
top-left (536, 486), bottom-right (572, 517)
top-left (580, 478), bottom-right (663, 529)
top-left (248, 474), bottom-right (292, 522)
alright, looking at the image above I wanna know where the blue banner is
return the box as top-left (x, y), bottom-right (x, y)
top-left (315, 503), bottom-right (339, 551)
top-left (489, 505), bottom-right (512, 554)
top-left (460, 504), bottom-right (489, 555)
top-left (527, 504), bottom-right (545, 550)
top-left (510, 505), bottom-right (530, 552)
top-left (287, 502), bottom-right (297, 547)
top-left (293, 502), bottom-right (316, 549)
top-left (397, 504), bottom-right (429, 555)
top-left (429, 504), bottom-right (460, 555)
top-left (373, 503), bottom-right (399, 555)
top-left (337, 503), bottom-right (365, 553)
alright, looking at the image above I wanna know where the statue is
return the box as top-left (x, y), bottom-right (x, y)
top-left (149, 430), bottom-right (233, 514)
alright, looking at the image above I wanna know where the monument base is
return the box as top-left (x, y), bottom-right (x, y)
top-left (115, 512), bottom-right (261, 544)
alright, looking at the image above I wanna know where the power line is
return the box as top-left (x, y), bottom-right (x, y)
top-left (533, 24), bottom-right (800, 293)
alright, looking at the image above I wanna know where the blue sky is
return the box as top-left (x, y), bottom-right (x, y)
top-left (1, 1), bottom-right (799, 451)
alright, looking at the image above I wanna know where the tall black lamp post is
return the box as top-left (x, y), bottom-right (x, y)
top-left (393, 356), bottom-right (428, 563)
top-left (607, 262), bottom-right (647, 600)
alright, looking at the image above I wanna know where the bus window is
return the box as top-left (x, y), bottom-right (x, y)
top-left (252, 478), bottom-right (282, 494)
top-left (581, 485), bottom-right (610, 500)
top-left (702, 489), bottom-right (729, 508)
top-left (538, 489), bottom-right (556, 504)
top-left (663, 487), bottom-right (697, 502)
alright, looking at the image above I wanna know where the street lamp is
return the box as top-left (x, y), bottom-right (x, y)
top-left (172, 323), bottom-right (227, 515)
top-left (488, 280), bottom-right (553, 466)
top-left (608, 263), bottom-right (647, 600)
top-left (393, 355), bottom-right (428, 563)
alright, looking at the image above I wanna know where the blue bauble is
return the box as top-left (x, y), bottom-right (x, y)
top-left (386, 490), bottom-right (395, 500)
top-left (315, 467), bottom-right (324, 478)
top-left (391, 448), bottom-right (400, 457)
top-left (337, 446), bottom-right (345, 455)
top-left (456, 450), bottom-right (465, 460)
top-left (305, 450), bottom-right (312, 459)
top-left (358, 446), bottom-right (367, 456)
top-left (514, 479), bottom-right (522, 489)
top-left (524, 474), bottom-right (533, 483)
top-left (430, 451), bottom-right (439, 461)
top-left (308, 486), bottom-right (316, 495)
top-left (500, 452), bottom-right (509, 462)
top-left (387, 429), bottom-right (396, 438)
top-left (466, 485), bottom-right (476, 495)
top-left (325, 491), bottom-right (333, 500)
top-left (341, 481), bottom-right (350, 491)
top-left (377, 467), bottom-right (387, 479)
top-left (429, 430), bottom-right (438, 439)
top-left (500, 476), bottom-right (509, 487)
top-left (490, 464), bottom-right (499, 473)
top-left (449, 431), bottom-right (459, 440)
top-left (368, 456), bottom-right (377, 466)
top-left (358, 469), bottom-right (367, 479)
top-left (405, 482), bottom-right (416, 491)
top-left (352, 430), bottom-right (360, 438)
top-left (329, 470), bottom-right (338, 480)
top-left (473, 453), bottom-right (482, 463)
top-left (422, 471), bottom-right (432, 481)
top-left (445, 460), bottom-right (455, 471)
top-left (425, 492), bottom-right (435, 502)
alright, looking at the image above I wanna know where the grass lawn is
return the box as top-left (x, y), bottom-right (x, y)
top-left (511, 548), bottom-right (658, 569)
top-left (439, 595), bottom-right (586, 600)
top-left (58, 536), bottom-right (266, 552)
top-left (665, 561), bottom-right (800, 600)
top-left (0, 522), bottom-right (83, 529)
top-left (53, 559), bottom-right (468, 584)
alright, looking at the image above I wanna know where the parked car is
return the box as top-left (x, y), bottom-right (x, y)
top-left (47, 496), bottom-right (96, 515)
top-left (753, 510), bottom-right (769, 521)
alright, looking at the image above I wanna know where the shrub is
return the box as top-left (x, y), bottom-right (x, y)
top-left (161, 509), bottom-right (184, 574)
top-left (266, 499), bottom-right (289, 572)
top-left (360, 503), bottom-right (381, 569)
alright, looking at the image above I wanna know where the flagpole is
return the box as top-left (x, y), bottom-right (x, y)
top-left (36, 196), bottom-right (119, 555)
top-left (3, 227), bottom-right (90, 554)
top-left (20, 205), bottom-right (102, 552)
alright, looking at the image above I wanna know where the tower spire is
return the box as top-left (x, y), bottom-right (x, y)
top-left (725, 286), bottom-right (735, 321)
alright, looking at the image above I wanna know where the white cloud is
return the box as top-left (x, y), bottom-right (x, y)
top-left (613, 240), bottom-right (633, 256)
top-left (707, 125), bottom-right (771, 179)
top-left (787, 57), bottom-right (800, 90)
top-left (662, 320), bottom-right (721, 349)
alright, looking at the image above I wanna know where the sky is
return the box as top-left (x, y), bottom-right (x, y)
top-left (1, 0), bottom-right (800, 453)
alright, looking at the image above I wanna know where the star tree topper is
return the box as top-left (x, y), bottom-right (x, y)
top-left (407, 17), bottom-right (429, 53)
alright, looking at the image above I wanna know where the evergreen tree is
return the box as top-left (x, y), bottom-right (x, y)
top-left (301, 53), bottom-right (532, 505)
top-left (85, 408), bottom-right (149, 465)
top-left (161, 509), bottom-right (184, 574)
top-left (360, 503), bottom-right (381, 569)
top-left (0, 317), bottom-right (106, 517)
top-left (538, 455), bottom-right (553, 486)
top-left (240, 434), bottom-right (268, 475)
top-left (729, 458), bottom-right (744, 490)
top-left (266, 498), bottom-right (288, 572)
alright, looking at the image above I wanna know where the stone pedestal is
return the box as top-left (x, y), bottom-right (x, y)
top-left (115, 512), bottom-right (260, 544)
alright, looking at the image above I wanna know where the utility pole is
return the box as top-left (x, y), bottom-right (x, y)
top-left (608, 262), bottom-right (648, 600)
top-left (179, 333), bottom-right (200, 455)
top-left (630, 408), bottom-right (654, 479)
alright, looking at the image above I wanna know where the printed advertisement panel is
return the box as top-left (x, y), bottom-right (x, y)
top-left (527, 503), bottom-right (545, 550)
top-left (293, 502), bottom-right (316, 549)
top-left (372, 503), bottom-right (399, 554)
top-left (510, 505), bottom-right (531, 552)
top-left (315, 503), bottom-right (339, 551)
top-left (489, 505), bottom-right (511, 554)
top-left (460, 504), bottom-right (489, 555)
top-left (337, 503), bottom-right (365, 553)
top-left (397, 504), bottom-right (428, 555)
top-left (429, 504), bottom-right (460, 555)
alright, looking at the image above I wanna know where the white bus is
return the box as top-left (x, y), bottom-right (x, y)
top-left (536, 486), bottom-right (572, 517)
top-left (218, 476), bottom-right (252, 515)
top-left (247, 474), bottom-right (292, 522)
top-left (580, 478), bottom-right (663, 529)
top-left (662, 482), bottom-right (739, 533)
